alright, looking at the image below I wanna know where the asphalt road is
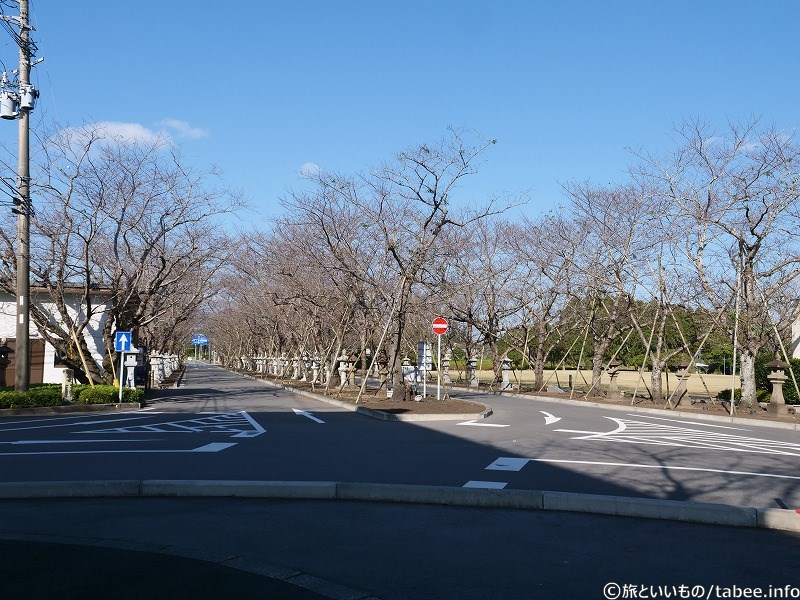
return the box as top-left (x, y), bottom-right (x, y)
top-left (1, 361), bottom-right (800, 509)
top-left (2, 497), bottom-right (800, 600)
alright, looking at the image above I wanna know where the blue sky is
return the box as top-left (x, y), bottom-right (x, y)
top-left (4, 1), bottom-right (800, 224)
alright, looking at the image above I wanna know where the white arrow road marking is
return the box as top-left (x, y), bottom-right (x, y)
top-left (463, 481), bottom-right (508, 489)
top-left (457, 420), bottom-right (510, 427)
top-left (540, 411), bottom-right (561, 425)
top-left (292, 408), bottom-right (325, 424)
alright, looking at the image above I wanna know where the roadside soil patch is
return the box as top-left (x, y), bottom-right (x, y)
top-left (239, 373), bottom-right (488, 416)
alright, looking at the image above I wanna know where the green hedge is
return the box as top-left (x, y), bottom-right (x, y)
top-left (0, 383), bottom-right (144, 409)
top-left (77, 385), bottom-right (143, 405)
top-left (0, 386), bottom-right (62, 409)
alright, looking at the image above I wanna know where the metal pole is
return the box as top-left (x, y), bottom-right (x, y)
top-left (422, 342), bottom-right (427, 399)
top-left (437, 333), bottom-right (441, 401)
top-left (14, 0), bottom-right (31, 392)
top-left (117, 352), bottom-right (125, 404)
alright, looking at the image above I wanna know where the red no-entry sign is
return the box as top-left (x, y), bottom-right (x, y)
top-left (432, 317), bottom-right (449, 335)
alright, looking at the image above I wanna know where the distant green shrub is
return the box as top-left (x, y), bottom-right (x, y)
top-left (78, 385), bottom-right (143, 405)
top-left (716, 388), bottom-right (771, 404)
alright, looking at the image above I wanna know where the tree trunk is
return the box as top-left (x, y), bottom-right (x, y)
top-left (739, 350), bottom-right (758, 410)
top-left (650, 364), bottom-right (663, 404)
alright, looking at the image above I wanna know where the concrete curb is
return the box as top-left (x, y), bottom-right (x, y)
top-left (1, 480), bottom-right (797, 533)
top-left (239, 371), bottom-right (493, 422)
top-left (449, 385), bottom-right (800, 431)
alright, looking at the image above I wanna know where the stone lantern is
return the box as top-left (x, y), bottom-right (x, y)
top-left (607, 358), bottom-right (623, 399)
top-left (441, 350), bottom-right (452, 384)
top-left (765, 357), bottom-right (791, 416)
top-left (499, 356), bottom-right (513, 391)
top-left (672, 359), bottom-right (691, 406)
top-left (0, 340), bottom-right (13, 388)
top-left (467, 355), bottom-right (479, 388)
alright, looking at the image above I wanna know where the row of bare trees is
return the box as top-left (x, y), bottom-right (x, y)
top-left (208, 120), bottom-right (800, 411)
top-left (1, 123), bottom-right (241, 383)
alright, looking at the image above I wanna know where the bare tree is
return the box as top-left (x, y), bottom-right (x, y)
top-left (0, 123), bottom-right (240, 382)
top-left (642, 118), bottom-right (800, 409)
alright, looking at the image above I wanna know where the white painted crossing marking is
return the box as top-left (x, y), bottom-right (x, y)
top-left (234, 412), bottom-right (268, 437)
top-left (292, 408), bottom-right (325, 424)
top-left (77, 411), bottom-right (265, 439)
top-left (555, 416), bottom-right (800, 456)
top-left (463, 480), bottom-right (508, 489)
top-left (485, 456), bottom-right (800, 482)
top-left (486, 457), bottom-right (529, 472)
top-left (540, 411), bottom-right (561, 425)
top-left (457, 420), bottom-right (510, 427)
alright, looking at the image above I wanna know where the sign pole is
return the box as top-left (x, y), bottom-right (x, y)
top-left (118, 352), bottom-right (125, 404)
top-left (431, 317), bottom-right (449, 401)
top-left (437, 332), bottom-right (442, 401)
top-left (422, 343), bottom-right (427, 399)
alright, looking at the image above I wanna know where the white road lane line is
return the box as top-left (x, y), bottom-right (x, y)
top-left (1, 439), bottom-right (158, 445)
top-left (486, 456), bottom-right (800, 482)
top-left (0, 416), bottom-right (157, 433)
top-left (625, 414), bottom-right (750, 430)
top-left (0, 443), bottom-right (237, 456)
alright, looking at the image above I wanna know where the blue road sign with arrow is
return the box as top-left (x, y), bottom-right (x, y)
top-left (192, 334), bottom-right (208, 346)
top-left (114, 331), bottom-right (132, 352)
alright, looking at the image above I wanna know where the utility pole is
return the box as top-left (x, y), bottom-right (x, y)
top-left (15, 0), bottom-right (31, 391)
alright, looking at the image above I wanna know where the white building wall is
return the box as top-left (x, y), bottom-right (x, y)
top-left (793, 316), bottom-right (800, 359)
top-left (0, 292), bottom-right (110, 384)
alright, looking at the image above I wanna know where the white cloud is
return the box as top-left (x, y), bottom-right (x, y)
top-left (55, 119), bottom-right (208, 149)
top-left (159, 118), bottom-right (209, 140)
top-left (299, 162), bottom-right (321, 177)
top-left (88, 121), bottom-right (165, 144)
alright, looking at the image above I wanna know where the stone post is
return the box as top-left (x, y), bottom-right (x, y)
top-left (61, 368), bottom-right (74, 402)
top-left (467, 356), bottom-right (479, 388)
top-left (499, 356), bottom-right (513, 391)
top-left (766, 357), bottom-right (791, 416)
